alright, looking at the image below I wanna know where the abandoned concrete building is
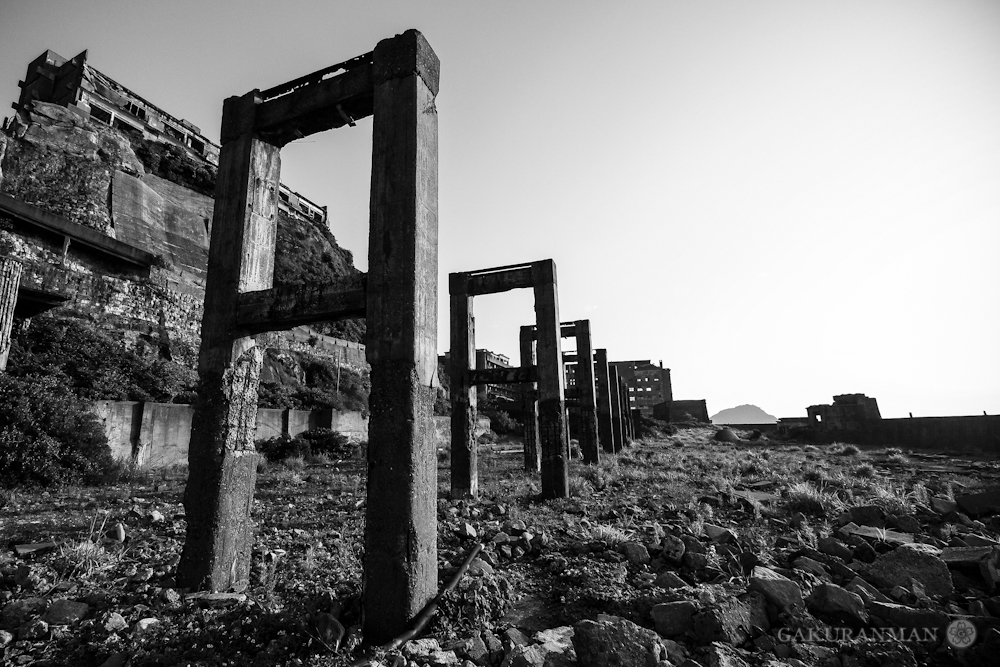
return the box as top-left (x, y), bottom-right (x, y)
top-left (10, 48), bottom-right (328, 226)
top-left (807, 393), bottom-right (883, 430)
top-left (607, 359), bottom-right (672, 416)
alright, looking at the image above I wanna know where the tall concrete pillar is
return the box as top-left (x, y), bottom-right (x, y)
top-left (594, 348), bottom-right (614, 453)
top-left (178, 91), bottom-right (278, 592)
top-left (449, 275), bottom-right (477, 499)
top-left (619, 377), bottom-right (633, 445)
top-left (363, 31), bottom-right (440, 644)
top-left (574, 320), bottom-right (599, 464)
top-left (608, 366), bottom-right (624, 453)
top-left (532, 260), bottom-right (568, 498)
top-left (0, 258), bottom-right (22, 372)
top-left (520, 325), bottom-right (540, 472)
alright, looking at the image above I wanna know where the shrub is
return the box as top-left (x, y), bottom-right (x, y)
top-left (490, 410), bottom-right (520, 436)
top-left (0, 373), bottom-right (114, 487)
top-left (255, 428), bottom-right (354, 463)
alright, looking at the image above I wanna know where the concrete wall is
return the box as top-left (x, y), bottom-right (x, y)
top-left (808, 415), bottom-right (1000, 455)
top-left (431, 415), bottom-right (491, 451)
top-left (94, 401), bottom-right (369, 468)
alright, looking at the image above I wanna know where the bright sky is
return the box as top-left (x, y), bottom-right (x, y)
top-left (1, 1), bottom-right (997, 420)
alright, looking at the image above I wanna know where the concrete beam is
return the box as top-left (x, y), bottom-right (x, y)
top-left (235, 275), bottom-right (366, 333)
top-left (470, 366), bottom-right (536, 385)
top-left (462, 265), bottom-right (534, 296)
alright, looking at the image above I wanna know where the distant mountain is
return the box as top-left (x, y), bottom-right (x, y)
top-left (711, 404), bottom-right (777, 424)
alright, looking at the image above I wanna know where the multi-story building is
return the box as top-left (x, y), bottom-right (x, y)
top-left (10, 49), bottom-right (327, 225)
top-left (475, 349), bottom-right (519, 405)
top-left (608, 359), bottom-right (673, 416)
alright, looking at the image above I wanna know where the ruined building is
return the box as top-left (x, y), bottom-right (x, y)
top-left (807, 393), bottom-right (882, 430)
top-left (608, 359), bottom-right (672, 416)
top-left (0, 48), bottom-right (363, 367)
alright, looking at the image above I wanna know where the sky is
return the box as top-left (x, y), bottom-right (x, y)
top-left (1, 1), bottom-right (998, 420)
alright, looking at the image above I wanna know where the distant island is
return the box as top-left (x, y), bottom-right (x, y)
top-left (711, 404), bottom-right (777, 424)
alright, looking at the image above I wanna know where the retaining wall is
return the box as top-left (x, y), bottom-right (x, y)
top-left (94, 401), bottom-right (369, 468)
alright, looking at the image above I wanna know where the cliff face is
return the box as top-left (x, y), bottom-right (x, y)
top-left (0, 101), bottom-right (365, 359)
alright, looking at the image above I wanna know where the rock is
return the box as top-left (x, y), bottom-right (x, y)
top-left (867, 601), bottom-right (949, 628)
top-left (748, 566), bottom-right (804, 612)
top-left (791, 556), bottom-right (828, 579)
top-left (133, 617), bottom-right (159, 633)
top-left (842, 524), bottom-right (914, 545)
top-left (0, 629), bottom-right (12, 647)
top-left (692, 594), bottom-right (769, 645)
top-left (894, 515), bottom-right (921, 534)
top-left (149, 509), bottom-right (166, 523)
top-left (862, 544), bottom-right (954, 597)
top-left (99, 652), bottom-right (131, 667)
top-left (534, 626), bottom-right (575, 659)
top-left (714, 428), bottom-right (740, 443)
top-left (184, 592), bottom-right (247, 608)
top-left (572, 617), bottom-right (669, 667)
top-left (661, 535), bottom-right (686, 564)
top-left (42, 599), bottom-right (89, 625)
top-left (12, 542), bottom-right (57, 557)
top-left (655, 571), bottom-right (688, 588)
top-left (817, 537), bottom-right (853, 561)
top-left (502, 628), bottom-right (533, 651)
top-left (931, 497), bottom-right (959, 514)
top-left (457, 523), bottom-right (478, 540)
top-left (102, 611), bottom-right (128, 633)
top-left (622, 541), bottom-right (651, 566)
top-left (703, 524), bottom-right (738, 544)
top-left (955, 487), bottom-right (1000, 517)
top-left (18, 618), bottom-right (49, 640)
top-left (806, 583), bottom-right (868, 625)
top-left (107, 522), bottom-right (126, 543)
top-left (130, 567), bottom-right (154, 582)
top-left (852, 540), bottom-right (878, 563)
top-left (850, 505), bottom-right (888, 527)
top-left (501, 645), bottom-right (545, 667)
top-left (651, 600), bottom-right (699, 637)
top-left (940, 546), bottom-right (1000, 591)
top-left (704, 643), bottom-right (751, 667)
top-left (468, 557), bottom-right (495, 577)
top-left (450, 634), bottom-right (490, 664)
top-left (1, 597), bottom-right (46, 629)
top-left (844, 576), bottom-right (891, 603)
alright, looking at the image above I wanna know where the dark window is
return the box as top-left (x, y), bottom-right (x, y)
top-left (90, 106), bottom-right (112, 125)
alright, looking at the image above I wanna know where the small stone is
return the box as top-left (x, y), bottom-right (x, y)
top-left (867, 601), bottom-right (949, 628)
top-left (931, 497), bottom-right (959, 514)
top-left (133, 617), bottom-right (159, 633)
top-left (184, 592), bottom-right (246, 608)
top-left (845, 576), bottom-right (891, 603)
top-left (1, 597), bottom-right (46, 629)
top-left (661, 534), bottom-right (686, 564)
top-left (505, 520), bottom-right (527, 535)
top-left (703, 524), bottom-right (737, 544)
top-left (655, 571), bottom-right (688, 588)
top-left (18, 618), bottom-right (49, 640)
top-left (792, 556), bottom-right (828, 578)
top-left (102, 611), bottom-right (128, 633)
top-left (622, 541), bottom-right (651, 566)
top-left (491, 531), bottom-right (511, 544)
top-left (0, 629), bottom-right (12, 647)
top-left (806, 583), bottom-right (868, 625)
top-left (107, 522), bottom-right (126, 542)
top-left (748, 566), bottom-right (804, 612)
top-left (692, 594), bottom-right (769, 645)
top-left (651, 600), bottom-right (699, 637)
top-left (13, 542), bottom-right (57, 557)
top-left (149, 509), bottom-right (166, 523)
top-left (130, 567), bottom-right (154, 582)
top-left (817, 537), bottom-right (853, 561)
top-left (850, 505), bottom-right (888, 527)
top-left (467, 557), bottom-right (494, 577)
top-left (42, 599), bottom-right (89, 625)
top-left (456, 523), bottom-right (477, 540)
top-left (160, 588), bottom-right (182, 607)
top-left (501, 645), bottom-right (545, 667)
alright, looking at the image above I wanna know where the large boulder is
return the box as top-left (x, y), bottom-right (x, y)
top-left (806, 583), bottom-right (868, 625)
top-left (862, 544), bottom-right (954, 597)
top-left (748, 566), bottom-right (804, 613)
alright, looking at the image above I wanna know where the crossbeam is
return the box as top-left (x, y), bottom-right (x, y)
top-left (523, 321), bottom-right (580, 340)
top-left (470, 365), bottom-right (536, 386)
top-left (236, 275), bottom-right (366, 333)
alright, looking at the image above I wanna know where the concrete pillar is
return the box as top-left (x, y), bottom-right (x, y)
top-left (620, 377), bottom-right (633, 445)
top-left (363, 30), bottom-right (440, 644)
top-left (520, 325), bottom-right (540, 472)
top-left (608, 366), bottom-right (624, 453)
top-left (594, 348), bottom-right (614, 454)
top-left (532, 260), bottom-right (568, 498)
top-left (574, 320), bottom-right (599, 464)
top-left (0, 258), bottom-right (22, 371)
top-left (177, 91), bottom-right (277, 592)
top-left (449, 274), bottom-right (477, 499)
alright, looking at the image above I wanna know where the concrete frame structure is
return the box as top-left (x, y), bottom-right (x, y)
top-left (551, 321), bottom-right (600, 464)
top-left (175, 30), bottom-right (439, 644)
top-left (449, 260), bottom-right (568, 500)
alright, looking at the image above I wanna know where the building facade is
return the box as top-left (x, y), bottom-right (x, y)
top-left (608, 359), bottom-right (673, 416)
top-left (11, 49), bottom-right (327, 225)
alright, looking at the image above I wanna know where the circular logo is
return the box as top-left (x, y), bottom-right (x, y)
top-left (946, 619), bottom-right (978, 649)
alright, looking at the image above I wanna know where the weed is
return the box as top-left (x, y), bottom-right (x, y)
top-left (867, 481), bottom-right (913, 515)
top-left (588, 524), bottom-right (630, 546)
top-left (887, 453), bottom-right (908, 464)
top-left (785, 482), bottom-right (839, 516)
top-left (882, 447), bottom-right (903, 456)
top-left (834, 443), bottom-right (861, 456)
top-left (569, 476), bottom-right (595, 498)
top-left (283, 456), bottom-right (307, 472)
top-left (853, 463), bottom-right (876, 478)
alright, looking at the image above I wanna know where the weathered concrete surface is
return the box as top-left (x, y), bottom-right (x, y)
top-left (532, 260), bottom-right (568, 499)
top-left (449, 274), bottom-right (477, 499)
top-left (0, 257), bottom-right (22, 370)
top-left (521, 325), bottom-right (540, 472)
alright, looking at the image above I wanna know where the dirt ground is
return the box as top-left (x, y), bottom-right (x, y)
top-left (2, 426), bottom-right (1000, 666)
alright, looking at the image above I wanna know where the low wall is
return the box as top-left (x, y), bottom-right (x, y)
top-left (432, 415), bottom-right (491, 450)
top-left (791, 415), bottom-right (1000, 455)
top-left (94, 401), bottom-right (369, 468)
